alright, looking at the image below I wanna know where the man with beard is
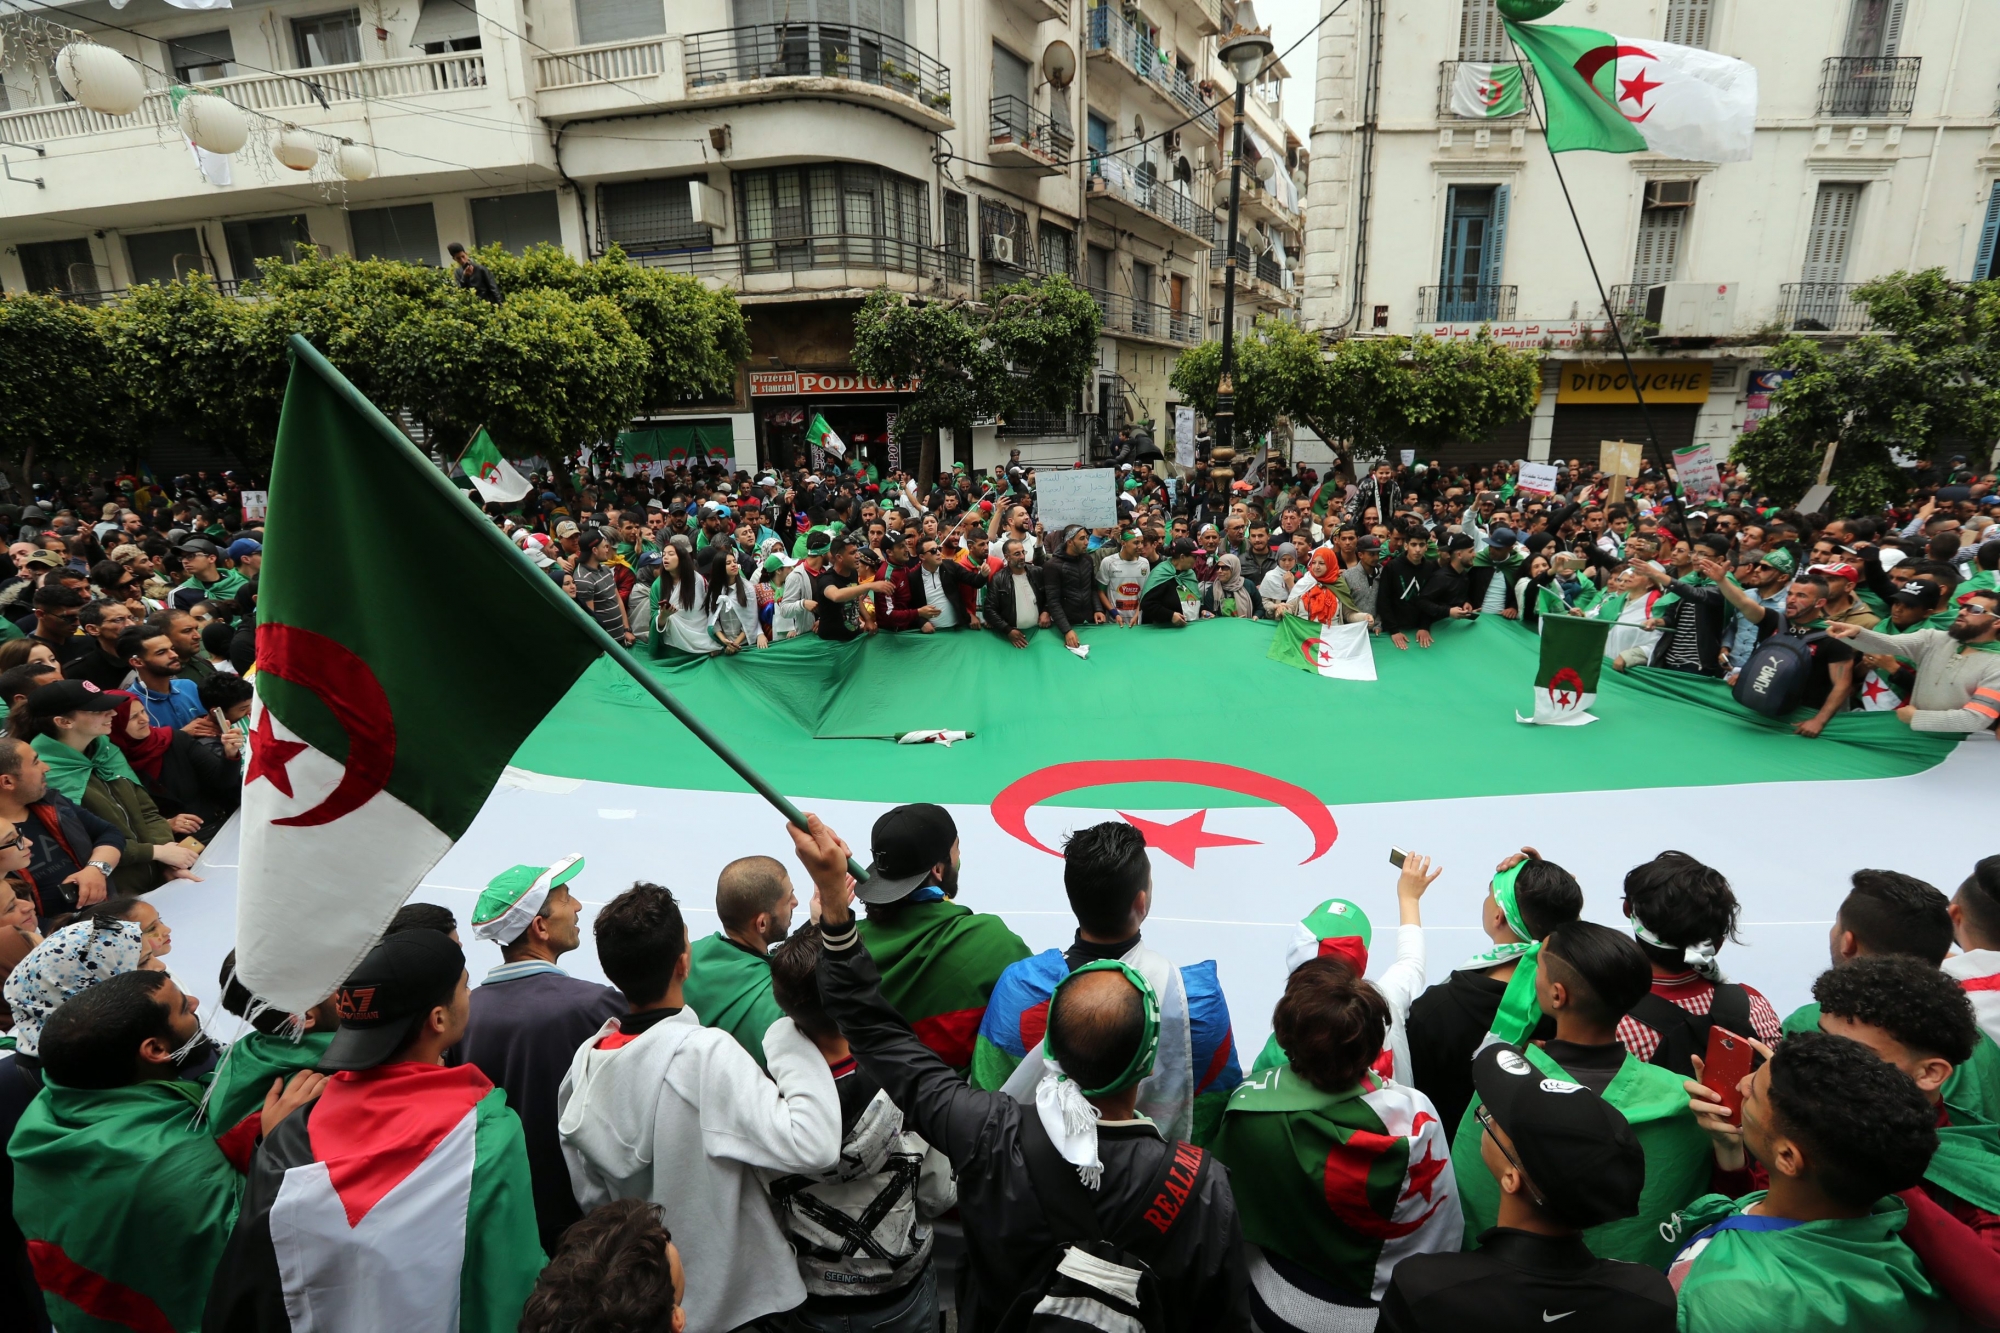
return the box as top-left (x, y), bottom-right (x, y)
top-left (461, 855), bottom-right (625, 1256)
top-left (685, 855), bottom-right (799, 1070)
top-left (1828, 587), bottom-right (2000, 732)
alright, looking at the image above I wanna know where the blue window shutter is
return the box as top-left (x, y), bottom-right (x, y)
top-left (1975, 182), bottom-right (2000, 282)
top-left (1484, 184), bottom-right (1510, 290)
top-left (1440, 185), bottom-right (1462, 286)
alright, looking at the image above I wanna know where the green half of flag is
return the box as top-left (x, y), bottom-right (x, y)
top-left (804, 413), bottom-right (845, 457)
top-left (1536, 614), bottom-right (1610, 695)
top-left (1268, 616), bottom-right (1319, 674)
top-left (1450, 62), bottom-right (1527, 118)
top-left (1502, 20), bottom-right (1649, 154)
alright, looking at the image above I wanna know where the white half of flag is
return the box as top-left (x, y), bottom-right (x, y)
top-left (466, 454), bottom-right (533, 506)
top-left (1601, 35), bottom-right (1757, 163)
top-left (1517, 682), bottom-right (1599, 727)
top-left (1856, 667), bottom-right (1904, 712)
top-left (1303, 622), bottom-right (1377, 681)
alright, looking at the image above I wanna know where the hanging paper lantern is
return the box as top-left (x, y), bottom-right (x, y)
top-left (335, 142), bottom-right (376, 181)
top-left (1495, 0), bottom-right (1563, 18)
top-left (54, 42), bottom-right (144, 117)
top-left (177, 93), bottom-right (248, 155)
top-left (274, 125), bottom-right (318, 171)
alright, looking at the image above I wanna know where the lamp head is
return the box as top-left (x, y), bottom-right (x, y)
top-left (1221, 1), bottom-right (1274, 83)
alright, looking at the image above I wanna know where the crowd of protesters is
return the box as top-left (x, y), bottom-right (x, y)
top-left (0, 455), bottom-right (1994, 1333)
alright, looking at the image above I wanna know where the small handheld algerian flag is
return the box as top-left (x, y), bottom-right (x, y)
top-left (1856, 667), bottom-right (1905, 712)
top-left (1518, 614), bottom-right (1611, 725)
top-left (1505, 19), bottom-right (1756, 162)
top-left (457, 425), bottom-right (533, 505)
top-left (1269, 615), bottom-right (1377, 682)
top-left (805, 412), bottom-right (847, 459)
top-left (1450, 62), bottom-right (1527, 118)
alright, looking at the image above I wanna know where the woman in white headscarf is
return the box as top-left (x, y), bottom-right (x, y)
top-left (4, 916), bottom-right (148, 1060)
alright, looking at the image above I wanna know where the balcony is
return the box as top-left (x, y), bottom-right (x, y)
top-left (1236, 173), bottom-right (1302, 227)
top-left (1435, 60), bottom-right (1534, 119)
top-left (682, 24), bottom-right (953, 131)
top-left (1816, 56), bottom-right (1920, 118)
top-left (626, 235), bottom-right (972, 301)
top-left (1086, 159), bottom-right (1212, 244)
top-left (1088, 284), bottom-right (1201, 346)
top-left (0, 50), bottom-right (484, 145)
top-left (1417, 283), bottom-right (1518, 323)
top-left (1086, 7), bottom-right (1219, 135)
top-left (988, 94), bottom-right (1072, 175)
top-left (998, 409), bottom-right (1080, 437)
top-left (1778, 282), bottom-right (1875, 333)
top-left (1208, 244), bottom-right (1288, 296)
top-left (1005, 0), bottom-right (1070, 23)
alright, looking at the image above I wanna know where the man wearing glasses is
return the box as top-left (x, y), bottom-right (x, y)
top-left (1827, 587), bottom-right (2000, 732)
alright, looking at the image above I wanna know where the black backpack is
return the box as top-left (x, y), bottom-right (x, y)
top-left (1732, 629), bottom-right (1825, 717)
top-left (1629, 983), bottom-right (1753, 1079)
top-left (996, 1111), bottom-right (1209, 1333)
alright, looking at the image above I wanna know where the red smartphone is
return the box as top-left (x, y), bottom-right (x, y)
top-left (1702, 1026), bottom-right (1756, 1124)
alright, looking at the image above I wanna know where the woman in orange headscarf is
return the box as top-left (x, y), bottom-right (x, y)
top-left (1288, 548), bottom-right (1367, 626)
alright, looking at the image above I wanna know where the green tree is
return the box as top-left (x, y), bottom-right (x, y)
top-left (1732, 269), bottom-right (2000, 513)
top-left (101, 276), bottom-right (275, 461)
top-left (1395, 332), bottom-right (1544, 461)
top-left (0, 292), bottom-right (130, 494)
top-left (1168, 318), bottom-right (1328, 444)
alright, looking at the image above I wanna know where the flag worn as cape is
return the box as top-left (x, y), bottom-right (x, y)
top-left (1661, 1192), bottom-right (1946, 1333)
top-left (855, 900), bottom-right (1031, 1071)
top-left (683, 932), bottom-right (789, 1070)
top-left (1268, 615), bottom-right (1377, 682)
top-left (1213, 1064), bottom-right (1460, 1302)
top-left (239, 337), bottom-right (607, 1013)
top-left (204, 1062), bottom-right (544, 1333)
top-left (205, 1029), bottom-right (337, 1131)
top-left (805, 414), bottom-right (847, 459)
top-left (1452, 1042), bottom-right (1710, 1266)
top-left (1518, 613), bottom-right (1611, 725)
top-left (1449, 61), bottom-right (1527, 118)
top-left (11, 1078), bottom-right (243, 1333)
top-left (457, 427), bottom-right (533, 506)
top-left (1504, 20), bottom-right (1757, 162)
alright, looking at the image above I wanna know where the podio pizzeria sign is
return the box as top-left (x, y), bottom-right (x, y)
top-left (749, 370), bottom-right (917, 396)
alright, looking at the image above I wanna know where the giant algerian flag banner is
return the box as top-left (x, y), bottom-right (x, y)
top-left (457, 426), bottom-right (533, 506)
top-left (1504, 19), bottom-right (1756, 162)
top-left (1449, 62), bottom-right (1527, 119)
top-left (239, 338), bottom-right (607, 1012)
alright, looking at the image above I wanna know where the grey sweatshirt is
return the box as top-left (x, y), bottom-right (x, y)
top-left (1846, 626), bottom-right (2000, 732)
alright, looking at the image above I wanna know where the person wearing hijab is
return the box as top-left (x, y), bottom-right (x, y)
top-left (2, 915), bottom-right (149, 1067)
top-left (1140, 538), bottom-right (1202, 626)
top-left (10, 682), bottom-right (200, 897)
top-left (1259, 543), bottom-right (1299, 611)
top-left (1199, 553), bottom-right (1264, 620)
top-left (1287, 548), bottom-right (1370, 627)
top-left (705, 547), bottom-right (762, 654)
top-left (104, 689), bottom-right (238, 844)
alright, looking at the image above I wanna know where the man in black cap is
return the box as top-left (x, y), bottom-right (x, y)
top-left (169, 537), bottom-right (244, 615)
top-left (206, 929), bottom-right (547, 1333)
top-left (1340, 534), bottom-right (1383, 622)
top-left (849, 803), bottom-right (1030, 1072)
top-left (1379, 1043), bottom-right (1675, 1332)
top-left (1417, 533), bottom-right (1480, 627)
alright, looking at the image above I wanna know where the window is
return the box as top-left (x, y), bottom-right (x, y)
top-left (1087, 113), bottom-right (1111, 160)
top-left (942, 191), bottom-right (969, 255)
top-left (1168, 273), bottom-right (1186, 314)
top-left (978, 197), bottom-right (1028, 265)
top-left (575, 0), bottom-right (665, 46)
top-left (1039, 222), bottom-right (1074, 278)
top-left (730, 0), bottom-right (905, 39)
top-left (1662, 0), bottom-right (1712, 47)
top-left (293, 10), bottom-right (361, 68)
top-left (993, 42), bottom-right (1031, 108)
top-left (732, 164), bottom-right (927, 268)
top-left (1437, 183), bottom-right (1509, 319)
top-left (1843, 0), bottom-right (1906, 58)
top-left (1631, 180), bottom-right (1694, 288)
top-left (17, 238), bottom-right (95, 295)
top-left (599, 176), bottom-right (711, 254)
top-left (1801, 182), bottom-right (1861, 284)
top-left (1086, 243), bottom-right (1111, 291)
top-left (411, 0), bottom-right (481, 53)
top-left (472, 192), bottom-right (563, 254)
top-left (1457, 0), bottom-right (1507, 62)
top-left (1975, 183), bottom-right (2000, 282)
top-left (224, 216), bottom-right (312, 277)
top-left (168, 30), bottom-right (236, 83)
top-left (349, 203), bottom-right (441, 264)
top-left (127, 229), bottom-right (205, 285)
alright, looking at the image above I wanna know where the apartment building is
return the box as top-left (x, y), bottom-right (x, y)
top-left (0, 0), bottom-right (1308, 472)
top-left (1303, 0), bottom-right (2000, 466)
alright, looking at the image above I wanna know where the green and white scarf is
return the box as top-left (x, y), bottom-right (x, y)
top-left (1453, 862), bottom-right (1543, 1045)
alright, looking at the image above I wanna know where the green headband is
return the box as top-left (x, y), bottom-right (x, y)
top-left (1054, 959), bottom-right (1161, 1096)
top-left (1485, 860), bottom-right (1543, 1045)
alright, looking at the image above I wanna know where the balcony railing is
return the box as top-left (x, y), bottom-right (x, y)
top-left (536, 37), bottom-right (669, 90)
top-left (989, 94), bottom-right (1073, 157)
top-left (1086, 7), bottom-right (1218, 134)
top-left (1087, 160), bottom-right (1212, 241)
top-left (1207, 244), bottom-right (1283, 287)
top-left (1605, 284), bottom-right (1651, 320)
top-left (1778, 282), bottom-right (1875, 333)
top-left (1088, 284), bottom-right (1201, 345)
top-left (625, 235), bottom-right (972, 289)
top-left (0, 50), bottom-right (485, 143)
top-left (1417, 283), bottom-right (1518, 323)
top-left (1817, 56), bottom-right (1920, 118)
top-left (998, 409), bottom-right (1079, 437)
top-left (684, 23), bottom-right (951, 113)
top-left (1435, 60), bottom-right (1534, 118)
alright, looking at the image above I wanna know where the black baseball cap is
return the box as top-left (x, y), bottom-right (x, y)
top-left (1472, 1044), bottom-right (1646, 1229)
top-left (25, 680), bottom-right (120, 718)
top-left (1354, 536), bottom-right (1381, 553)
top-left (860, 803), bottom-right (958, 905)
top-left (1166, 537), bottom-right (1196, 558)
top-left (176, 538), bottom-right (221, 557)
top-left (319, 929), bottom-right (466, 1071)
top-left (1893, 582), bottom-right (1944, 610)
top-left (1444, 533), bottom-right (1476, 553)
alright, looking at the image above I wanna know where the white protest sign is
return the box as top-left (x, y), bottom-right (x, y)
top-left (1400, 449), bottom-right (1416, 466)
top-left (239, 490), bottom-right (268, 521)
top-left (1035, 467), bottom-right (1118, 531)
top-left (1515, 462), bottom-right (1560, 495)
top-left (1175, 407), bottom-right (1196, 468)
top-left (1673, 442), bottom-right (1722, 502)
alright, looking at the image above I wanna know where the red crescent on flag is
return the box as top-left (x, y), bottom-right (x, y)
top-left (1299, 637), bottom-right (1328, 668)
top-left (1572, 44), bottom-right (1659, 122)
top-left (990, 759), bottom-right (1338, 863)
top-left (1547, 666), bottom-right (1586, 708)
top-left (255, 623), bottom-right (397, 827)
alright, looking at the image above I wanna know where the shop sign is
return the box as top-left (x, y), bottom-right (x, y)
top-left (748, 369), bottom-right (917, 396)
top-left (1557, 361), bottom-right (1710, 405)
top-left (1419, 320), bottom-right (1611, 351)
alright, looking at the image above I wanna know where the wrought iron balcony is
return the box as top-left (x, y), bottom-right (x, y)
top-left (1207, 244), bottom-right (1283, 287)
top-left (1086, 159), bottom-right (1212, 242)
top-left (684, 23), bottom-right (951, 114)
top-left (628, 235), bottom-right (972, 291)
top-left (1605, 285), bottom-right (1652, 320)
top-left (997, 409), bottom-right (1079, 437)
top-left (1778, 282), bottom-right (1875, 333)
top-left (1086, 7), bottom-right (1218, 134)
top-left (1816, 56), bottom-right (1919, 118)
top-left (989, 93), bottom-right (1073, 167)
top-left (1087, 284), bottom-right (1201, 345)
top-left (1416, 283), bottom-right (1518, 323)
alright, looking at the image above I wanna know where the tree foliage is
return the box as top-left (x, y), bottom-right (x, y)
top-left (1732, 269), bottom-right (2000, 513)
top-left (0, 292), bottom-right (131, 494)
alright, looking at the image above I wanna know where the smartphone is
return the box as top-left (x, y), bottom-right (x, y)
top-left (1388, 847), bottom-right (1408, 870)
top-left (1701, 1026), bottom-right (1756, 1124)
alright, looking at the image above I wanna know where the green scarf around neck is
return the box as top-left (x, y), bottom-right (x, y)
top-left (30, 732), bottom-right (139, 804)
top-left (1142, 560), bottom-right (1198, 600)
top-left (1455, 861), bottom-right (1543, 1044)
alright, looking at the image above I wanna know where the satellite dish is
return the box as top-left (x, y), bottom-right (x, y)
top-left (1254, 155), bottom-right (1277, 183)
top-left (1042, 40), bottom-right (1076, 89)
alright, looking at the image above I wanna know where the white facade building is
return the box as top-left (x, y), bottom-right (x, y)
top-left (1303, 0), bottom-right (2000, 467)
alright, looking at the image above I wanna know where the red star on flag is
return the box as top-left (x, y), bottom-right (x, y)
top-left (1400, 1112), bottom-right (1448, 1203)
top-left (1619, 67), bottom-right (1662, 107)
top-left (246, 708), bottom-right (309, 798)
top-left (1117, 810), bottom-right (1261, 869)
top-left (1861, 675), bottom-right (1890, 704)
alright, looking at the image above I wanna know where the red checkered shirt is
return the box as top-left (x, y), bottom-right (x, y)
top-left (1616, 970), bottom-right (1784, 1063)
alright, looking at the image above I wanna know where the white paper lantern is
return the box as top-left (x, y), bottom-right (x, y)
top-left (274, 125), bottom-right (318, 171)
top-left (177, 93), bottom-right (248, 155)
top-left (55, 43), bottom-right (144, 117)
top-left (335, 143), bottom-right (376, 181)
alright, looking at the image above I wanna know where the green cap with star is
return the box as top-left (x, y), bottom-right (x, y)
top-left (472, 853), bottom-right (584, 944)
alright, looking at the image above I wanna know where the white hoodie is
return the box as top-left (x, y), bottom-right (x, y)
top-left (557, 1009), bottom-right (841, 1332)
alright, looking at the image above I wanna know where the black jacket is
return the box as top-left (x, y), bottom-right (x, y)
top-left (17, 790), bottom-right (128, 922)
top-left (141, 728), bottom-right (243, 845)
top-left (1379, 1229), bottom-right (1675, 1333)
top-left (1405, 970), bottom-right (1554, 1145)
top-left (62, 644), bottom-right (130, 691)
top-left (816, 925), bottom-right (1252, 1333)
top-left (1376, 556), bottom-right (1441, 635)
top-left (982, 563), bottom-right (1049, 636)
top-left (1420, 562), bottom-right (1476, 618)
top-left (1466, 561), bottom-right (1525, 616)
top-left (1140, 570), bottom-right (1192, 626)
top-left (1649, 579), bottom-right (1731, 677)
top-left (1040, 548), bottom-right (1101, 633)
top-left (454, 259), bottom-right (503, 304)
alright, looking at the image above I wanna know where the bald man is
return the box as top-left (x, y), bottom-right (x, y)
top-left (683, 855), bottom-right (799, 1069)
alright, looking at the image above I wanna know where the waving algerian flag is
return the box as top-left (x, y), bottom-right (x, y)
top-left (805, 412), bottom-right (847, 459)
top-left (457, 426), bottom-right (533, 505)
top-left (1505, 20), bottom-right (1756, 162)
top-left (1450, 62), bottom-right (1527, 118)
top-left (1518, 614), bottom-right (1611, 725)
top-left (1270, 615), bottom-right (1377, 682)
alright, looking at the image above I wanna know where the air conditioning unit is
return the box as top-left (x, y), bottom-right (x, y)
top-left (1644, 179), bottom-right (1697, 209)
top-left (1644, 281), bottom-right (1737, 337)
top-left (985, 234), bottom-right (1016, 265)
top-left (1166, 129), bottom-right (1181, 154)
top-left (1280, 270), bottom-right (1295, 290)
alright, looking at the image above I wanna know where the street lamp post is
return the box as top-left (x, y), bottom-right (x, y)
top-left (1211, 2), bottom-right (1273, 491)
